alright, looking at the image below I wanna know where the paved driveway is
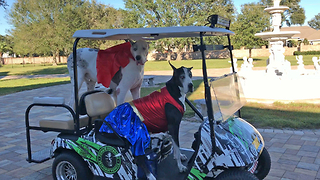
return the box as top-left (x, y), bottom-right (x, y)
top-left (0, 74), bottom-right (320, 179)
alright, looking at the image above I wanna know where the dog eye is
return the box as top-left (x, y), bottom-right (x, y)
top-left (143, 47), bottom-right (146, 50)
top-left (133, 48), bottom-right (137, 51)
top-left (180, 75), bottom-right (185, 79)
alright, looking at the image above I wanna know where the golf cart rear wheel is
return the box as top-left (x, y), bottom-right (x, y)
top-left (254, 148), bottom-right (271, 180)
top-left (214, 169), bottom-right (259, 180)
top-left (52, 152), bottom-right (93, 180)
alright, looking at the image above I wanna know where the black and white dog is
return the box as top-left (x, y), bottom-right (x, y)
top-left (99, 62), bottom-right (193, 179)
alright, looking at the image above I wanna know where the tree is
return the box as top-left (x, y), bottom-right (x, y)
top-left (308, 13), bottom-right (320, 30)
top-left (124, 0), bottom-right (235, 60)
top-left (8, 0), bottom-right (125, 62)
top-left (231, 2), bottom-right (269, 57)
top-left (0, 0), bottom-right (7, 8)
top-left (260, 0), bottom-right (306, 26)
top-left (0, 35), bottom-right (7, 59)
top-left (0, 38), bottom-right (7, 64)
top-left (9, 0), bottom-right (83, 60)
top-left (0, 35), bottom-right (13, 64)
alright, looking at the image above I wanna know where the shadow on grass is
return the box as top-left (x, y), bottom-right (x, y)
top-left (0, 71), bottom-right (10, 76)
top-left (241, 106), bottom-right (320, 129)
top-left (0, 80), bottom-right (70, 96)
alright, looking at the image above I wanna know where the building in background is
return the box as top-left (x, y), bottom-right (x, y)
top-left (281, 26), bottom-right (320, 45)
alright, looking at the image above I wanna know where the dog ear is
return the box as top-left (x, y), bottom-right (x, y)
top-left (126, 39), bottom-right (135, 45)
top-left (169, 61), bottom-right (177, 71)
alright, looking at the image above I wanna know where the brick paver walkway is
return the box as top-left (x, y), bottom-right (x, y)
top-left (0, 67), bottom-right (320, 179)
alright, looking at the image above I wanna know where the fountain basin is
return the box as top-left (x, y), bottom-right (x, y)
top-left (264, 6), bottom-right (289, 13)
top-left (255, 31), bottom-right (300, 41)
top-left (239, 70), bottom-right (320, 103)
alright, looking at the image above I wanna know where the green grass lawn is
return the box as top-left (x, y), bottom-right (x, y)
top-left (145, 59), bottom-right (232, 71)
top-left (241, 102), bottom-right (320, 129)
top-left (235, 55), bottom-right (316, 67)
top-left (0, 63), bottom-right (69, 76)
top-left (0, 77), bottom-right (70, 95)
top-left (0, 55), bottom-right (316, 76)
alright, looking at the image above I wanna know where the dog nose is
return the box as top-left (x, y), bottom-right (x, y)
top-left (136, 55), bottom-right (141, 61)
top-left (188, 83), bottom-right (194, 92)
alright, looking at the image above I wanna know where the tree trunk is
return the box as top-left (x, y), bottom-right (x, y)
top-left (57, 52), bottom-right (61, 63)
top-left (52, 52), bottom-right (57, 66)
top-left (249, 49), bottom-right (252, 58)
top-left (176, 49), bottom-right (183, 61)
top-left (0, 52), bottom-right (3, 65)
top-left (166, 51), bottom-right (172, 61)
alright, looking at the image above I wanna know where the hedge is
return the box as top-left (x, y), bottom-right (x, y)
top-left (294, 51), bottom-right (320, 55)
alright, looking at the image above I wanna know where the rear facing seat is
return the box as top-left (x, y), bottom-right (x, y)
top-left (38, 91), bottom-right (116, 130)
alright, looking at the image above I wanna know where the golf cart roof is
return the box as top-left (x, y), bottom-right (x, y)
top-left (72, 26), bottom-right (234, 40)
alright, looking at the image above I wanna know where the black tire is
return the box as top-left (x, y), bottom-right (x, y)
top-left (52, 152), bottom-right (93, 180)
top-left (254, 148), bottom-right (271, 180)
top-left (215, 169), bottom-right (259, 180)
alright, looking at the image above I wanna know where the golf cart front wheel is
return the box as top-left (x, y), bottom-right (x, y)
top-left (52, 152), bottom-right (93, 180)
top-left (254, 148), bottom-right (271, 180)
top-left (214, 169), bottom-right (259, 180)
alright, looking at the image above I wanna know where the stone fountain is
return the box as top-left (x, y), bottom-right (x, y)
top-left (255, 0), bottom-right (300, 75)
top-left (238, 0), bottom-right (320, 103)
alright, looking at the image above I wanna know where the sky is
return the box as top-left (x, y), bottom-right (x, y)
top-left (0, 0), bottom-right (319, 36)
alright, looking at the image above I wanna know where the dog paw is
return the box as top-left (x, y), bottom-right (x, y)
top-left (180, 153), bottom-right (188, 161)
top-left (179, 165), bottom-right (188, 173)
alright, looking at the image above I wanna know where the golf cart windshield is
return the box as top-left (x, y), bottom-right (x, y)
top-left (210, 73), bottom-right (246, 122)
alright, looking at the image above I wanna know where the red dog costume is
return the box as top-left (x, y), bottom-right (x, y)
top-left (132, 87), bottom-right (184, 133)
top-left (96, 42), bottom-right (134, 88)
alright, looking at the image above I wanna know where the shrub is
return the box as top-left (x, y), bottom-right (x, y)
top-left (294, 51), bottom-right (320, 55)
top-left (287, 40), bottom-right (298, 47)
top-left (302, 38), bottom-right (310, 45)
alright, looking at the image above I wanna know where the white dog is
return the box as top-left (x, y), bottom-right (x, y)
top-left (67, 39), bottom-right (149, 106)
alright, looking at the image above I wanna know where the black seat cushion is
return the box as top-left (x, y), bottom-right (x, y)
top-left (94, 119), bottom-right (130, 149)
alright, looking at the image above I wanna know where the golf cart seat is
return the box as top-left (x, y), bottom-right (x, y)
top-left (39, 113), bottom-right (90, 130)
top-left (79, 90), bottom-right (116, 118)
top-left (38, 91), bottom-right (116, 131)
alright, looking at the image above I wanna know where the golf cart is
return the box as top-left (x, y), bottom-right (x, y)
top-left (25, 15), bottom-right (271, 180)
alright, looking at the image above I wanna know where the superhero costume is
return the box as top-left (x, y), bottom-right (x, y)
top-left (132, 87), bottom-right (184, 133)
top-left (99, 87), bottom-right (184, 156)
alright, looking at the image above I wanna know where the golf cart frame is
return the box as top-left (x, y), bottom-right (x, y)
top-left (25, 15), bottom-right (270, 180)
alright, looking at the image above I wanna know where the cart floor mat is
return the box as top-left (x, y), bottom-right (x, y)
top-left (157, 148), bottom-right (194, 180)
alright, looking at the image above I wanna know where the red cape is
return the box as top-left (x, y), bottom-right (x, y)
top-left (96, 42), bottom-right (134, 87)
